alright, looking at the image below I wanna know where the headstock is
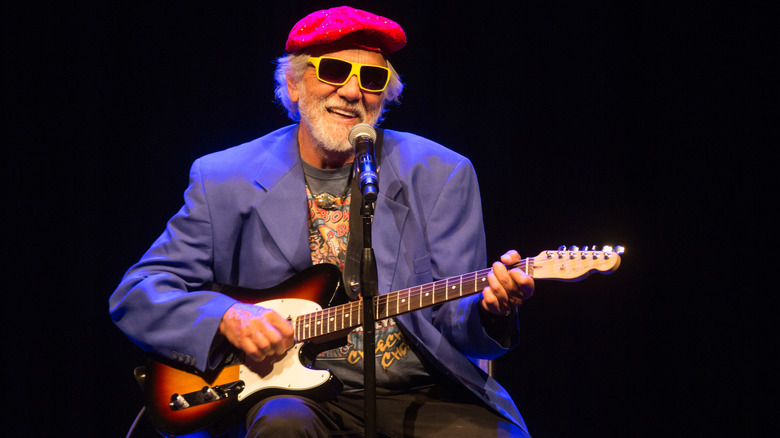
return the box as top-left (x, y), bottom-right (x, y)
top-left (530, 245), bottom-right (624, 281)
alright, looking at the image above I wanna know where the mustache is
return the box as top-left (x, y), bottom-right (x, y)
top-left (323, 96), bottom-right (367, 120)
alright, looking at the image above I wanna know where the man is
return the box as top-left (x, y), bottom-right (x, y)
top-left (110, 6), bottom-right (535, 437)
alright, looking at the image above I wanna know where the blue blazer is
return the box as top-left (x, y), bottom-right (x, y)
top-left (109, 125), bottom-right (530, 434)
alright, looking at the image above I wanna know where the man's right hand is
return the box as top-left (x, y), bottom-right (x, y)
top-left (219, 303), bottom-right (295, 364)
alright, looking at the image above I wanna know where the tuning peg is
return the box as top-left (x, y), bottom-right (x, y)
top-left (570, 245), bottom-right (579, 252)
top-left (602, 245), bottom-right (625, 259)
top-left (558, 245), bottom-right (567, 251)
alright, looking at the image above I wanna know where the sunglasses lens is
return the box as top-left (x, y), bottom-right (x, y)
top-left (359, 66), bottom-right (389, 91)
top-left (317, 58), bottom-right (352, 84)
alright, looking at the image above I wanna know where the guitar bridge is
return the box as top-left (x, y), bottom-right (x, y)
top-left (169, 380), bottom-right (245, 411)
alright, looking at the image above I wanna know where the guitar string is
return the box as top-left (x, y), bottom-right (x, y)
top-left (295, 259), bottom-right (533, 341)
top-left (294, 252), bottom-right (617, 341)
top-left (375, 257), bottom-right (538, 310)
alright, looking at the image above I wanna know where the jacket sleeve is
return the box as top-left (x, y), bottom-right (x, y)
top-left (108, 158), bottom-right (238, 372)
top-left (426, 157), bottom-right (521, 360)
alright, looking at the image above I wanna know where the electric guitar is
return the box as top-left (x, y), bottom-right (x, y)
top-left (142, 246), bottom-right (624, 435)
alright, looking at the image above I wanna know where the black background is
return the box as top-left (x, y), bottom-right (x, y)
top-left (4, 1), bottom-right (774, 436)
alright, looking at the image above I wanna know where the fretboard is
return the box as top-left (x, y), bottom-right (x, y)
top-left (293, 258), bottom-right (532, 342)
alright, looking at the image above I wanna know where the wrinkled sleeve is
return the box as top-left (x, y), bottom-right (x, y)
top-left (108, 159), bottom-right (237, 372)
top-left (426, 157), bottom-right (521, 360)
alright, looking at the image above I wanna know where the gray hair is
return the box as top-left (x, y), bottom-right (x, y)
top-left (273, 53), bottom-right (404, 122)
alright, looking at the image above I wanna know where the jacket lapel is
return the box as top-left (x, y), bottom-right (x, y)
top-left (252, 127), bottom-right (312, 272)
top-left (373, 155), bottom-right (408, 295)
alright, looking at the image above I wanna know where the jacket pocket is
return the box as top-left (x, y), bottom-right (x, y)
top-left (412, 253), bottom-right (432, 275)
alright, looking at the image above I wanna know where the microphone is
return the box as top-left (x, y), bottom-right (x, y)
top-left (348, 124), bottom-right (379, 203)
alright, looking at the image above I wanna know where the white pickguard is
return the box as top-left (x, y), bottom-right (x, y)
top-left (236, 298), bottom-right (333, 402)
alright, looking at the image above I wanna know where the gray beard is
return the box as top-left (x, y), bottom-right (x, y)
top-left (298, 93), bottom-right (382, 153)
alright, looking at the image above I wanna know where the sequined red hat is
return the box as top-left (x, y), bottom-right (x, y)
top-left (285, 6), bottom-right (407, 55)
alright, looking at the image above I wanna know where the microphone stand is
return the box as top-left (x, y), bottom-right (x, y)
top-left (349, 123), bottom-right (380, 438)
top-left (360, 198), bottom-right (378, 438)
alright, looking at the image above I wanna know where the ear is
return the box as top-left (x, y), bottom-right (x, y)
top-left (286, 72), bottom-right (300, 104)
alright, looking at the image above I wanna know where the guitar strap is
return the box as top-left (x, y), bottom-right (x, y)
top-left (342, 128), bottom-right (383, 299)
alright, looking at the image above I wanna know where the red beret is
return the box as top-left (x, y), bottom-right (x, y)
top-left (286, 6), bottom-right (407, 55)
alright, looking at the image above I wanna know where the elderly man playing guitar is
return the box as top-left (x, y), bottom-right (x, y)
top-left (111, 6), bottom-right (538, 438)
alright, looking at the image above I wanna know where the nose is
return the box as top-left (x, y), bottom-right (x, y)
top-left (336, 75), bottom-right (362, 101)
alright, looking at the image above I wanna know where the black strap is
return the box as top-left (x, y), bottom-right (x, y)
top-left (342, 128), bottom-right (383, 299)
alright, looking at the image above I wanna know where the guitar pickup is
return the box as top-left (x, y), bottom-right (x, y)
top-left (169, 380), bottom-right (245, 411)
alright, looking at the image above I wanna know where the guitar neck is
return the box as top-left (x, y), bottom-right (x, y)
top-left (293, 258), bottom-right (532, 342)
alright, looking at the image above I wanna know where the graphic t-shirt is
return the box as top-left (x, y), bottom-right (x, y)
top-left (302, 160), bottom-right (433, 391)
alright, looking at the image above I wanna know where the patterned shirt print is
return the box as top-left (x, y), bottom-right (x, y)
top-left (306, 185), bottom-right (350, 270)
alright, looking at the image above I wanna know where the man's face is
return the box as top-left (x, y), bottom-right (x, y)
top-left (288, 48), bottom-right (386, 154)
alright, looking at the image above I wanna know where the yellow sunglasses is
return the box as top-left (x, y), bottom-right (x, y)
top-left (308, 56), bottom-right (391, 92)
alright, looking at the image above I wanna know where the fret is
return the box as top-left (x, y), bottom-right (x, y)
top-left (449, 280), bottom-right (458, 299)
top-left (435, 279), bottom-right (445, 303)
top-left (477, 269), bottom-right (489, 292)
top-left (345, 304), bottom-right (351, 329)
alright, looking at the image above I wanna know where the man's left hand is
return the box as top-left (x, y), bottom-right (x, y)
top-left (481, 250), bottom-right (535, 316)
